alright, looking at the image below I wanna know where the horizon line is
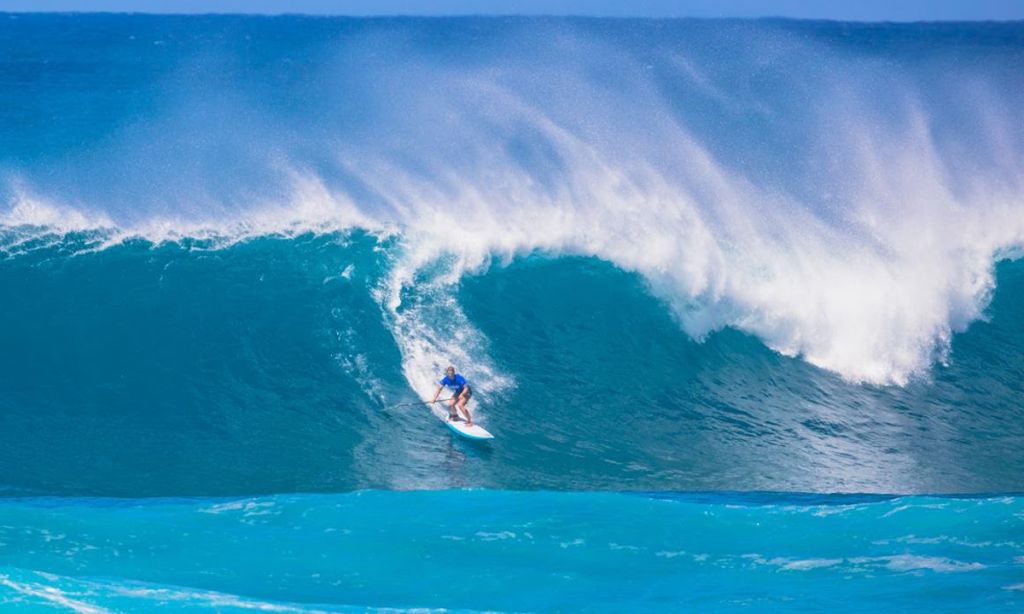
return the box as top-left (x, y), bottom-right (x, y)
top-left (1, 1), bottom-right (1023, 23)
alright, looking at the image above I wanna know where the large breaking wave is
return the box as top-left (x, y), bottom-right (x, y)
top-left (1, 15), bottom-right (1023, 496)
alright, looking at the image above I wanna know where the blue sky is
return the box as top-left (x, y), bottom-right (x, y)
top-left (0, 0), bottom-right (1022, 21)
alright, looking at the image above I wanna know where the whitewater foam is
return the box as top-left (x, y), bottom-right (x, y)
top-left (3, 18), bottom-right (1023, 386)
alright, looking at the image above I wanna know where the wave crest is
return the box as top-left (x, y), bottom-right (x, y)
top-left (3, 18), bottom-right (1023, 384)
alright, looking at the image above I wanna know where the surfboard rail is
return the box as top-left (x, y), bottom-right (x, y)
top-left (444, 418), bottom-right (495, 440)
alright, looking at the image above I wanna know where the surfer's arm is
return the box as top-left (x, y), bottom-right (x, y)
top-left (432, 384), bottom-right (443, 403)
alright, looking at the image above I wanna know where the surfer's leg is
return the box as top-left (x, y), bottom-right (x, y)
top-left (447, 398), bottom-right (459, 420)
top-left (457, 395), bottom-right (473, 425)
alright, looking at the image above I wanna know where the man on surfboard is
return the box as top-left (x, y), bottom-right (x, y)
top-left (433, 366), bottom-right (473, 426)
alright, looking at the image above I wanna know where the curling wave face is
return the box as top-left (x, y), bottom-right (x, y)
top-left (1, 233), bottom-right (1023, 495)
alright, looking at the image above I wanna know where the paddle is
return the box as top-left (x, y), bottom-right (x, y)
top-left (386, 397), bottom-right (454, 410)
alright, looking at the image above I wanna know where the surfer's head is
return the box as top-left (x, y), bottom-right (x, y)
top-left (446, 366), bottom-right (456, 377)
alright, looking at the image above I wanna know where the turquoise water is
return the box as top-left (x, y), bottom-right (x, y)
top-left (0, 492), bottom-right (1022, 612)
top-left (1, 13), bottom-right (1024, 611)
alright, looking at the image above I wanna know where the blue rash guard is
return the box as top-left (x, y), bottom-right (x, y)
top-left (440, 374), bottom-right (468, 396)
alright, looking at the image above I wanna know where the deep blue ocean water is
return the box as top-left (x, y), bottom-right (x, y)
top-left (1, 13), bottom-right (1023, 611)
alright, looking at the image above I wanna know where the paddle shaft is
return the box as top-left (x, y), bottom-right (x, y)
top-left (387, 397), bottom-right (455, 409)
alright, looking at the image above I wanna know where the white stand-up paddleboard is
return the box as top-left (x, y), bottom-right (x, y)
top-left (444, 417), bottom-right (494, 440)
top-left (431, 405), bottom-right (494, 440)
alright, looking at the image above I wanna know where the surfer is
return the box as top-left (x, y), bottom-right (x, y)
top-left (433, 366), bottom-right (473, 426)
